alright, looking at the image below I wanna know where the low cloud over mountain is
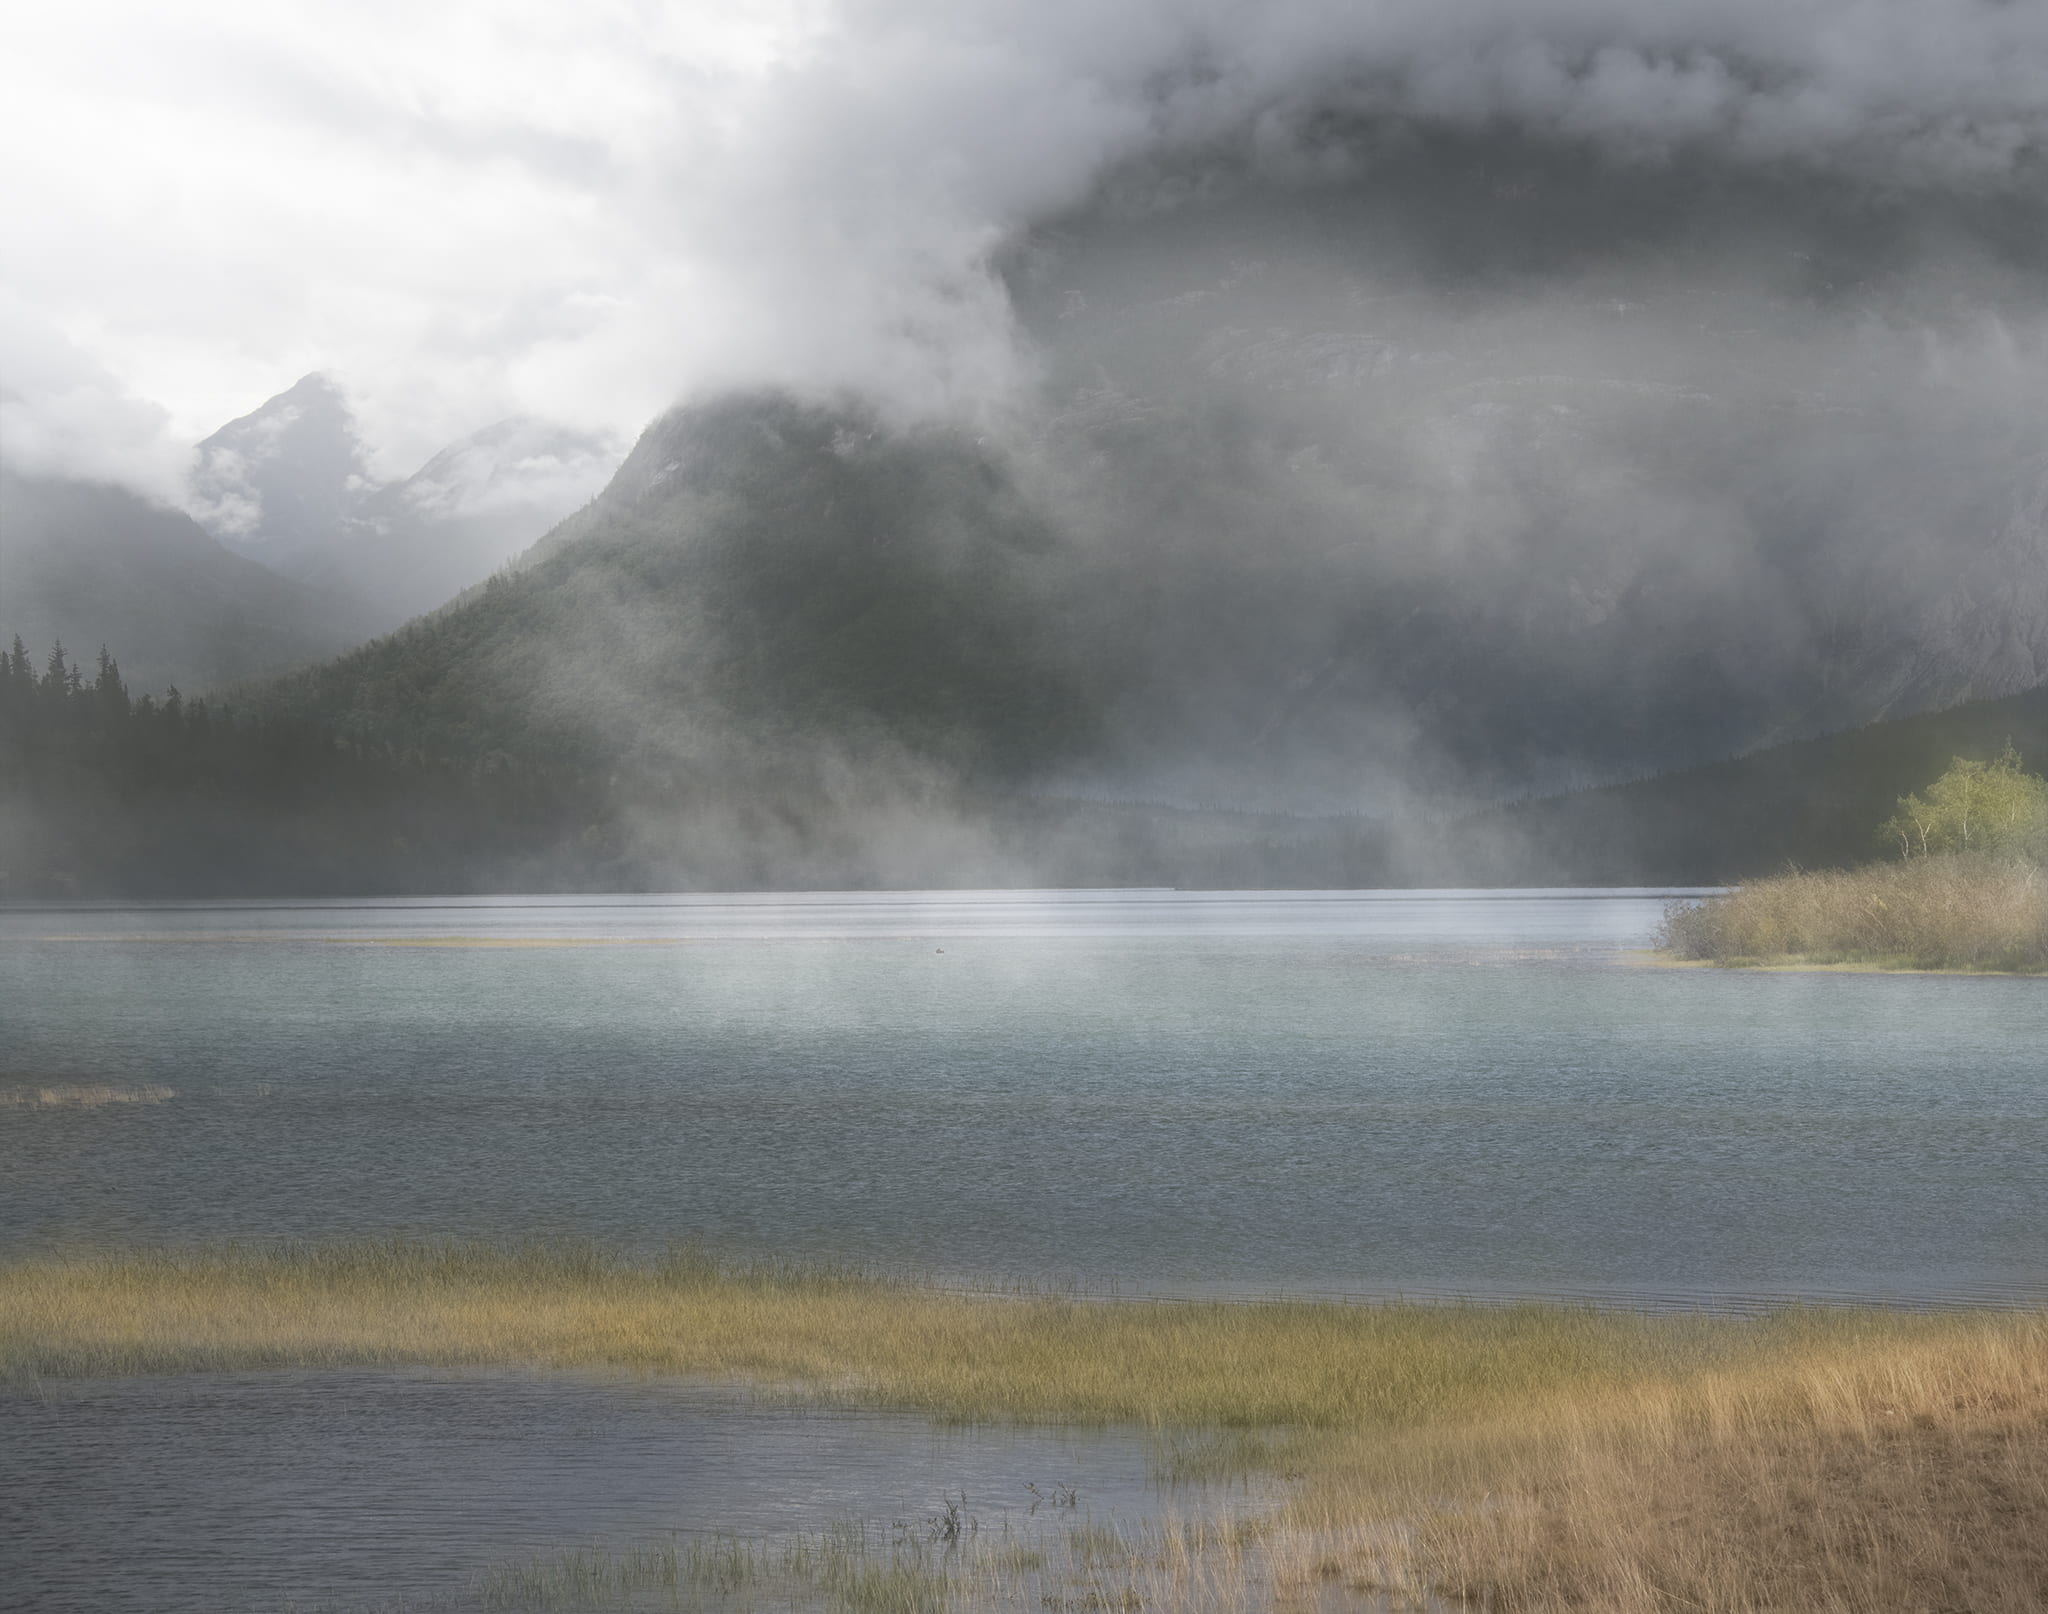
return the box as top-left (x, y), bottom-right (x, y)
top-left (186, 374), bottom-right (618, 629)
top-left (5, 2), bottom-right (2048, 822)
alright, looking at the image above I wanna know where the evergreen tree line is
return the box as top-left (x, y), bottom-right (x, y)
top-left (0, 639), bottom-right (623, 898)
top-left (12, 630), bottom-right (2046, 898)
top-left (0, 636), bottom-right (1409, 895)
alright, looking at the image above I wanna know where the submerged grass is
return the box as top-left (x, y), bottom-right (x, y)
top-left (8, 1241), bottom-right (2048, 1610)
top-left (474, 1515), bottom-right (1258, 1614)
top-left (1661, 855), bottom-right (2048, 972)
top-left (0, 1239), bottom-right (1705, 1430)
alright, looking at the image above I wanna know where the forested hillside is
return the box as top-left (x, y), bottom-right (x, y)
top-left (6, 601), bottom-right (2045, 897)
top-left (0, 471), bottom-right (372, 693)
top-left (248, 362), bottom-right (2048, 826)
top-left (9, 386), bottom-right (2048, 897)
top-left (258, 393), bottom-right (1104, 783)
top-left (1455, 680), bottom-right (2048, 885)
top-left (0, 641), bottom-right (597, 898)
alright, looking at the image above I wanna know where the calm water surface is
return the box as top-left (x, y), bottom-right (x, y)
top-left (0, 1371), bottom-right (1196, 1613)
top-left (3, 887), bottom-right (2045, 1303)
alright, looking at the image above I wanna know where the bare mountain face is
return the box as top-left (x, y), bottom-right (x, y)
top-left (0, 470), bottom-right (371, 693)
top-left (189, 376), bottom-right (617, 630)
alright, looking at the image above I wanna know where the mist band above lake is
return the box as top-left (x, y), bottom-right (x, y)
top-left (3, 889), bottom-right (2043, 1308)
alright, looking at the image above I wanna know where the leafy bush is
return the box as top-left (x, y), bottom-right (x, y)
top-left (1878, 743), bottom-right (2048, 860)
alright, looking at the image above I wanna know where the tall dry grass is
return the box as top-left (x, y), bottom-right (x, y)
top-left (1662, 855), bottom-right (2048, 972)
top-left (7, 1243), bottom-right (2047, 1610)
top-left (1287, 1314), bottom-right (2048, 1611)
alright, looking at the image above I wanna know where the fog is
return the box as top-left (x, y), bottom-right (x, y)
top-left (6, 1), bottom-right (2046, 483)
top-left (987, 126), bottom-right (2048, 807)
top-left (6, 1), bottom-right (2048, 881)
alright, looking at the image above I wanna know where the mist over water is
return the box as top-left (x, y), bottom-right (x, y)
top-left (9, 13), bottom-right (2048, 1613)
top-left (5, 891), bottom-right (2043, 1307)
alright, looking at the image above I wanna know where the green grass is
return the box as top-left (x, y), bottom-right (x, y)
top-left (476, 1526), bottom-right (956, 1614)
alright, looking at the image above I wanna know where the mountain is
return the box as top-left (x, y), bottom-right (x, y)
top-left (187, 374), bottom-right (372, 572)
top-left (147, 145), bottom-right (2048, 820)
top-left (0, 393), bottom-right (1109, 897)
top-left (0, 470), bottom-right (373, 694)
top-left (265, 392), bottom-right (1100, 785)
top-left (253, 380), bottom-right (2048, 840)
top-left (187, 375), bottom-right (617, 630)
top-left (11, 390), bottom-right (2046, 898)
top-left (306, 417), bottom-right (617, 626)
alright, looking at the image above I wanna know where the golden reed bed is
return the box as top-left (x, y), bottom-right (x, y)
top-left (5, 1242), bottom-right (2047, 1610)
top-left (1662, 855), bottom-right (2048, 974)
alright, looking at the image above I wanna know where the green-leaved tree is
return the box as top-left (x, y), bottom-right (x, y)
top-left (1881, 743), bottom-right (2048, 860)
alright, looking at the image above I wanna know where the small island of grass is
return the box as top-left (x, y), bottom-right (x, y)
top-left (1661, 746), bottom-right (2048, 974)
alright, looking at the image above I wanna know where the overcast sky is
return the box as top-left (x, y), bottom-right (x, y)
top-left (4, 0), bottom-right (2045, 495)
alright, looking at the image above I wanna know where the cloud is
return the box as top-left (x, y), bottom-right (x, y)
top-left (2, 0), bottom-right (2046, 494)
top-left (0, 293), bottom-right (186, 497)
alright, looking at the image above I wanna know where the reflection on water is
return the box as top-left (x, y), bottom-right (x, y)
top-left (2, 888), bottom-right (2044, 1305)
top-left (0, 1370), bottom-right (1237, 1614)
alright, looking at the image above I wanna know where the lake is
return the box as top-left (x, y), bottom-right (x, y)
top-left (3, 888), bottom-right (2043, 1305)
top-left (5, 888), bottom-right (2046, 1610)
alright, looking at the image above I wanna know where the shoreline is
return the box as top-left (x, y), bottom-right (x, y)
top-left (1628, 947), bottom-right (2045, 977)
top-left (8, 1243), bottom-right (2045, 1610)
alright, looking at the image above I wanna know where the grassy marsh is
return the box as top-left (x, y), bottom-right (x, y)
top-left (0, 1241), bottom-right (1684, 1429)
top-left (8, 1242), bottom-right (2048, 1611)
top-left (1661, 855), bottom-right (2048, 973)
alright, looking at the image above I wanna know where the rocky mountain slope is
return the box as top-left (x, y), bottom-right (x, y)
top-left (189, 375), bottom-right (617, 631)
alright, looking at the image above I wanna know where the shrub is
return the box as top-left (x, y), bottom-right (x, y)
top-left (1662, 856), bottom-right (2048, 971)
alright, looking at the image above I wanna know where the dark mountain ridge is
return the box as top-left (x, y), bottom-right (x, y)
top-left (260, 375), bottom-right (2048, 812)
top-left (266, 392), bottom-right (1101, 785)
